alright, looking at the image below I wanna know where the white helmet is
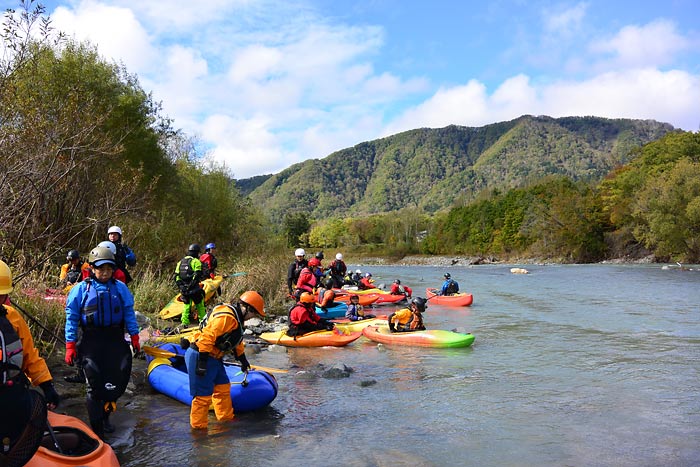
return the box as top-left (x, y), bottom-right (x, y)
top-left (295, 248), bottom-right (306, 257)
top-left (97, 241), bottom-right (117, 255)
top-left (355, 269), bottom-right (361, 274)
top-left (107, 225), bottom-right (122, 236)
top-left (335, 253), bottom-right (343, 260)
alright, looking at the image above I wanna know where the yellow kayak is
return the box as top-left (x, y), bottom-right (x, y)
top-left (159, 275), bottom-right (224, 320)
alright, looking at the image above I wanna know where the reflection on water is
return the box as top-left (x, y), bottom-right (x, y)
top-left (117, 264), bottom-right (700, 467)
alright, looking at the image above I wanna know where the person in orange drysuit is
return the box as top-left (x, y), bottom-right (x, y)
top-left (0, 260), bottom-right (61, 467)
top-left (184, 291), bottom-right (265, 430)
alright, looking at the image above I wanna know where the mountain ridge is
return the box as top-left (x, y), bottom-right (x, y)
top-left (239, 115), bottom-right (674, 223)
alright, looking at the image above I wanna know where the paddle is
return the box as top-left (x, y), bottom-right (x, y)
top-left (222, 272), bottom-right (247, 278)
top-left (141, 345), bottom-right (288, 374)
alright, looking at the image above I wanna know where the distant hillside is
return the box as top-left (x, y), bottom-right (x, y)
top-left (245, 115), bottom-right (674, 223)
top-left (235, 174), bottom-right (271, 197)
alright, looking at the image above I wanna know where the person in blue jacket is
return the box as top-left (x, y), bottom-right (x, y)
top-left (440, 273), bottom-right (459, 295)
top-left (64, 246), bottom-right (140, 439)
top-left (107, 225), bottom-right (136, 285)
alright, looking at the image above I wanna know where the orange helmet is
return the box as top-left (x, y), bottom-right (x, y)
top-left (299, 292), bottom-right (316, 304)
top-left (240, 291), bottom-right (265, 317)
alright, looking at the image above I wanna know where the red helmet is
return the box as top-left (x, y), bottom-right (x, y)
top-left (308, 258), bottom-right (321, 267)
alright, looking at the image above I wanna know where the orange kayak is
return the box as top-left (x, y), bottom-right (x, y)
top-left (259, 329), bottom-right (362, 347)
top-left (426, 288), bottom-right (473, 306)
top-left (26, 411), bottom-right (120, 466)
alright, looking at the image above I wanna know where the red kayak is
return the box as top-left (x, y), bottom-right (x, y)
top-left (372, 293), bottom-right (407, 305)
top-left (426, 288), bottom-right (473, 306)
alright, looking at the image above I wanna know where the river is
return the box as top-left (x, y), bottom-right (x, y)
top-left (107, 263), bottom-right (699, 466)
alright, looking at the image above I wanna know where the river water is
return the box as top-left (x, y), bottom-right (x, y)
top-left (112, 264), bottom-right (699, 467)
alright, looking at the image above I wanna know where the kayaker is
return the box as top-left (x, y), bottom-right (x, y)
top-left (200, 242), bottom-right (218, 279)
top-left (106, 225), bottom-right (136, 285)
top-left (390, 279), bottom-right (413, 298)
top-left (0, 260), bottom-right (61, 467)
top-left (358, 272), bottom-right (375, 290)
top-left (64, 246), bottom-right (140, 439)
top-left (81, 241), bottom-right (127, 283)
top-left (66, 242), bottom-right (127, 385)
top-left (388, 297), bottom-right (427, 332)
top-left (349, 269), bottom-right (363, 286)
top-left (317, 288), bottom-right (336, 312)
top-left (59, 249), bottom-right (89, 289)
top-left (345, 294), bottom-right (375, 321)
top-left (314, 251), bottom-right (325, 270)
top-left (313, 253), bottom-right (327, 282)
top-left (174, 244), bottom-right (206, 326)
top-left (286, 248), bottom-right (308, 296)
top-left (287, 292), bottom-right (334, 336)
top-left (295, 258), bottom-right (318, 297)
top-left (183, 290), bottom-right (265, 430)
top-left (328, 253), bottom-right (347, 288)
top-left (439, 273), bottom-right (459, 295)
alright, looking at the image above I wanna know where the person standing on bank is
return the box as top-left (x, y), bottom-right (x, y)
top-left (286, 248), bottom-right (308, 296)
top-left (0, 260), bottom-right (61, 467)
top-left (328, 253), bottom-right (347, 288)
top-left (184, 291), bottom-right (265, 430)
top-left (175, 244), bottom-right (206, 326)
top-left (64, 247), bottom-right (140, 439)
top-left (59, 249), bottom-right (89, 290)
top-left (199, 243), bottom-right (218, 279)
top-left (107, 225), bottom-right (136, 285)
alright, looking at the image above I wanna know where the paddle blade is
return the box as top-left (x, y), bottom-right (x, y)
top-left (142, 345), bottom-right (177, 358)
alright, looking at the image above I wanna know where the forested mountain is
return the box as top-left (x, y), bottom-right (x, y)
top-left (245, 115), bottom-right (673, 223)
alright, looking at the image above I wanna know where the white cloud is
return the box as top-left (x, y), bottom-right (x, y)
top-left (543, 2), bottom-right (588, 35)
top-left (589, 19), bottom-right (691, 69)
top-left (41, 1), bottom-right (700, 179)
top-left (384, 69), bottom-right (700, 135)
top-left (51, 0), bottom-right (157, 73)
top-left (200, 114), bottom-right (288, 178)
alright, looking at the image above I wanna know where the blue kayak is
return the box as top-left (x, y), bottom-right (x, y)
top-left (315, 301), bottom-right (348, 319)
top-left (146, 343), bottom-right (278, 412)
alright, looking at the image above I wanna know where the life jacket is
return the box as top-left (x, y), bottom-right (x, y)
top-left (65, 266), bottom-right (82, 285)
top-left (329, 260), bottom-right (346, 275)
top-left (0, 305), bottom-right (25, 388)
top-left (200, 253), bottom-right (217, 276)
top-left (396, 312), bottom-right (424, 332)
top-left (444, 280), bottom-right (459, 295)
top-left (176, 256), bottom-right (201, 294)
top-left (79, 279), bottom-right (125, 328)
top-left (291, 260), bottom-right (306, 283)
top-left (199, 304), bottom-right (244, 353)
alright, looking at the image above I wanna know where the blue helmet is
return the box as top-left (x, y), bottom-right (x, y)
top-left (205, 243), bottom-right (216, 250)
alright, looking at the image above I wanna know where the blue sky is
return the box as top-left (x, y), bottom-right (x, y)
top-left (7, 0), bottom-right (700, 178)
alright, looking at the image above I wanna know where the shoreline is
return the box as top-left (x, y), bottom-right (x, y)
top-left (350, 253), bottom-right (665, 267)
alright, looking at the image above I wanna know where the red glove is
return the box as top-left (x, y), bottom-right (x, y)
top-left (130, 334), bottom-right (140, 353)
top-left (65, 341), bottom-right (77, 365)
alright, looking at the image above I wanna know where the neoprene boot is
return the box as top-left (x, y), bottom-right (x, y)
top-left (64, 367), bottom-right (85, 383)
top-left (90, 419), bottom-right (105, 440)
top-left (103, 413), bottom-right (115, 433)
